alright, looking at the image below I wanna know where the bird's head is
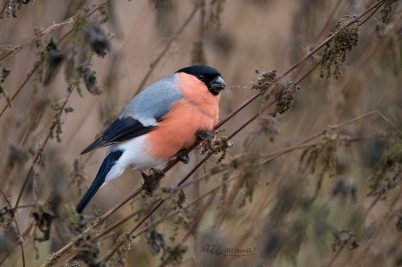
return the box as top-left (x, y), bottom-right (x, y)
top-left (176, 65), bottom-right (225, 96)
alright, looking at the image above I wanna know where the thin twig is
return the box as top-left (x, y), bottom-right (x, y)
top-left (261, 110), bottom-right (394, 164)
top-left (0, 0), bottom-right (110, 63)
top-left (0, 0), bottom-right (109, 118)
top-left (37, 1), bottom-right (388, 265)
top-left (0, 188), bottom-right (25, 267)
top-left (0, 19), bottom-right (74, 62)
top-left (102, 200), bottom-right (164, 262)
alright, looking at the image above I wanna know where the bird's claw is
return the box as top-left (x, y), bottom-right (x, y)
top-left (196, 130), bottom-right (215, 141)
top-left (174, 149), bottom-right (190, 164)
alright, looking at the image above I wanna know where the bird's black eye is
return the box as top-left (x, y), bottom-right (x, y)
top-left (198, 74), bottom-right (205, 81)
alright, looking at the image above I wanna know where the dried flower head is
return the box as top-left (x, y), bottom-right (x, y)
top-left (272, 81), bottom-right (300, 117)
top-left (251, 69), bottom-right (280, 97)
top-left (7, 145), bottom-right (29, 168)
top-left (85, 23), bottom-right (111, 57)
top-left (82, 66), bottom-right (101, 95)
top-left (368, 130), bottom-right (402, 198)
top-left (74, 231), bottom-right (106, 267)
top-left (300, 132), bottom-right (340, 198)
top-left (0, 205), bottom-right (15, 232)
top-left (321, 15), bottom-right (360, 80)
top-left (43, 38), bottom-right (64, 86)
top-left (147, 229), bottom-right (170, 255)
top-left (0, 68), bottom-right (11, 107)
top-left (200, 135), bottom-right (233, 165)
top-left (332, 230), bottom-right (359, 251)
top-left (381, 0), bottom-right (398, 23)
top-left (31, 204), bottom-right (56, 242)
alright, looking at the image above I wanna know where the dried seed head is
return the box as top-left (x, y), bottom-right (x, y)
top-left (147, 229), bottom-right (169, 255)
top-left (85, 24), bottom-right (111, 57)
top-left (82, 66), bottom-right (101, 95)
top-left (251, 69), bottom-right (279, 97)
top-left (0, 68), bottom-right (11, 107)
top-left (320, 15), bottom-right (360, 80)
top-left (7, 145), bottom-right (29, 168)
top-left (31, 205), bottom-right (56, 242)
top-left (0, 206), bottom-right (15, 232)
top-left (381, 0), bottom-right (398, 23)
top-left (1, 68), bottom-right (10, 82)
top-left (271, 81), bottom-right (300, 117)
top-left (43, 39), bottom-right (64, 86)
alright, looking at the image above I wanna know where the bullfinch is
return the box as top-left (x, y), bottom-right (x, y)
top-left (76, 65), bottom-right (225, 213)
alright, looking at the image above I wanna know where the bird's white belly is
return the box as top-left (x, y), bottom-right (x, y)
top-left (104, 135), bottom-right (164, 183)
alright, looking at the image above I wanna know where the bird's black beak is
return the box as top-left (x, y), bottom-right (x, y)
top-left (209, 76), bottom-right (226, 95)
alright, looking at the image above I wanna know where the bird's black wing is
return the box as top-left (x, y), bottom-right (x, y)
top-left (80, 116), bottom-right (156, 155)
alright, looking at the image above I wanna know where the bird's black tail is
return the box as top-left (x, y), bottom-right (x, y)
top-left (76, 150), bottom-right (124, 214)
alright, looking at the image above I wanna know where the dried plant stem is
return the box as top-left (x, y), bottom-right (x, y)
top-left (359, 1), bottom-right (384, 26)
top-left (282, 0), bottom-right (385, 78)
top-left (294, 0), bottom-right (344, 81)
top-left (294, 60), bottom-right (321, 85)
top-left (261, 110), bottom-right (394, 164)
top-left (0, 19), bottom-right (74, 63)
top-left (103, 200), bottom-right (164, 262)
top-left (0, 0), bottom-right (109, 118)
top-left (324, 247), bottom-right (344, 267)
top-left (157, 194), bottom-right (216, 267)
top-left (315, 0), bottom-right (345, 42)
top-left (131, 3), bottom-right (201, 98)
top-left (96, 167), bottom-right (228, 240)
top-left (0, 0), bottom-right (110, 63)
top-left (134, 175), bottom-right (238, 238)
top-left (137, 0), bottom-right (387, 180)
top-left (0, 188), bottom-right (25, 267)
top-left (37, 1), bottom-right (389, 265)
top-left (0, 60), bottom-right (43, 118)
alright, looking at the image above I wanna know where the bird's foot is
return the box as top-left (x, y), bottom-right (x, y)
top-left (141, 168), bottom-right (164, 194)
top-left (174, 149), bottom-right (190, 164)
top-left (196, 130), bottom-right (215, 141)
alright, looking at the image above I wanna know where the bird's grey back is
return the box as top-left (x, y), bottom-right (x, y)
top-left (120, 73), bottom-right (183, 126)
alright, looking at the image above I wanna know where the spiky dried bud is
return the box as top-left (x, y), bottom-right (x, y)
top-left (147, 230), bottom-right (169, 255)
top-left (31, 205), bottom-right (56, 242)
top-left (252, 69), bottom-right (279, 97)
top-left (381, 0), bottom-right (398, 23)
top-left (43, 39), bottom-right (64, 86)
top-left (85, 24), bottom-right (111, 57)
top-left (201, 135), bottom-right (233, 165)
top-left (332, 230), bottom-right (359, 251)
top-left (396, 209), bottom-right (402, 232)
top-left (320, 15), bottom-right (360, 80)
top-left (272, 81), bottom-right (300, 116)
top-left (0, 68), bottom-right (11, 107)
top-left (1, 68), bottom-right (10, 82)
top-left (7, 145), bottom-right (29, 168)
top-left (74, 231), bottom-right (106, 267)
top-left (82, 66), bottom-right (101, 95)
top-left (0, 205), bottom-right (15, 232)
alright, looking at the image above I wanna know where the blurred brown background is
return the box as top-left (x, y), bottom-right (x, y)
top-left (1, 0), bottom-right (402, 266)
